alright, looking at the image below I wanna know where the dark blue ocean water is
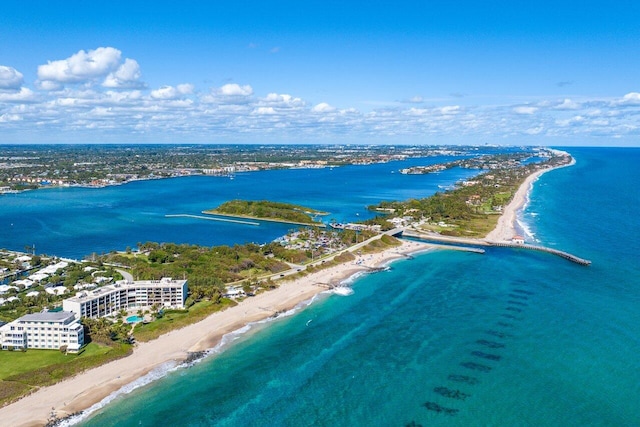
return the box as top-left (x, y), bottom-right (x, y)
top-left (6, 147), bottom-right (640, 426)
top-left (0, 156), bottom-right (477, 259)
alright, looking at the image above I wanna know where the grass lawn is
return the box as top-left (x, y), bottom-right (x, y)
top-left (0, 343), bottom-right (110, 380)
top-left (133, 299), bottom-right (237, 342)
top-left (0, 342), bottom-right (131, 407)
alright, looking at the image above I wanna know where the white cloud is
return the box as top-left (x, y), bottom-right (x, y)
top-left (150, 84), bottom-right (194, 100)
top-left (103, 90), bottom-right (143, 103)
top-left (312, 102), bottom-right (335, 113)
top-left (439, 105), bottom-right (460, 115)
top-left (513, 106), bottom-right (538, 115)
top-left (219, 83), bottom-right (253, 97)
top-left (556, 115), bottom-right (586, 127)
top-left (405, 107), bottom-right (428, 116)
top-left (0, 66), bottom-right (24, 90)
top-left (36, 47), bottom-right (146, 91)
top-left (103, 59), bottom-right (144, 88)
top-left (0, 113), bottom-right (22, 122)
top-left (35, 79), bottom-right (62, 91)
top-left (554, 98), bottom-right (581, 110)
top-left (0, 87), bottom-right (36, 102)
top-left (3, 49), bottom-right (639, 144)
top-left (38, 47), bottom-right (122, 84)
top-left (525, 126), bottom-right (544, 135)
top-left (617, 92), bottom-right (640, 105)
top-left (259, 93), bottom-right (305, 110)
top-left (253, 107), bottom-right (276, 115)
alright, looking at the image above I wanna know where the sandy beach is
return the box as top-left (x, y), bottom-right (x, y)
top-left (0, 240), bottom-right (432, 427)
top-left (484, 152), bottom-right (575, 243)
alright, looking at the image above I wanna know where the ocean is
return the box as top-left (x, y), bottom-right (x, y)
top-left (5, 147), bottom-right (640, 426)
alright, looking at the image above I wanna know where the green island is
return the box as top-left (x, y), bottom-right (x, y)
top-left (203, 200), bottom-right (328, 226)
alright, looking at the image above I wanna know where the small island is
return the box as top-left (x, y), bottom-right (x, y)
top-left (203, 200), bottom-right (328, 227)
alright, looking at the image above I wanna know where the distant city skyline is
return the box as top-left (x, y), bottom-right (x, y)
top-left (1, 1), bottom-right (639, 146)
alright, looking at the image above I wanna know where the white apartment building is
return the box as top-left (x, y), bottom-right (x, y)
top-left (63, 277), bottom-right (188, 319)
top-left (0, 311), bottom-right (84, 352)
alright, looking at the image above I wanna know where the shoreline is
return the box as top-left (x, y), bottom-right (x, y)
top-left (484, 152), bottom-right (575, 243)
top-left (0, 240), bottom-right (432, 427)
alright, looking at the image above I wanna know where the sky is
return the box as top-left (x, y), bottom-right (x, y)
top-left (1, 1), bottom-right (639, 146)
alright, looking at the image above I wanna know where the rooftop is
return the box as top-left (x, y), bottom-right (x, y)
top-left (66, 278), bottom-right (187, 303)
top-left (18, 311), bottom-right (76, 323)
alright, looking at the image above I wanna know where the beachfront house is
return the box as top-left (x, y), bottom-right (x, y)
top-left (63, 277), bottom-right (188, 319)
top-left (0, 311), bottom-right (84, 353)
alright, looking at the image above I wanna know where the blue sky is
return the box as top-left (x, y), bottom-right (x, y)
top-left (1, 1), bottom-right (639, 145)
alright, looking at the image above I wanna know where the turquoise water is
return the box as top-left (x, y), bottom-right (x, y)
top-left (71, 147), bottom-right (640, 426)
top-left (5, 148), bottom-right (640, 426)
top-left (125, 316), bottom-right (143, 324)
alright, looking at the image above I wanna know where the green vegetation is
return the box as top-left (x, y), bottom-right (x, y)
top-left (369, 154), bottom-right (571, 237)
top-left (0, 342), bottom-right (131, 406)
top-left (103, 242), bottom-right (297, 287)
top-left (360, 235), bottom-right (403, 253)
top-left (0, 260), bottom-right (122, 324)
top-left (205, 200), bottom-right (328, 225)
top-left (133, 299), bottom-right (237, 342)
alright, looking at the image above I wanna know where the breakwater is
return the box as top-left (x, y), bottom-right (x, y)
top-left (201, 211), bottom-right (327, 227)
top-left (401, 230), bottom-right (590, 266)
top-left (486, 242), bottom-right (591, 266)
top-left (165, 214), bottom-right (259, 226)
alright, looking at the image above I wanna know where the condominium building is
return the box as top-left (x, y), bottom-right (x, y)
top-left (63, 277), bottom-right (188, 319)
top-left (0, 311), bottom-right (84, 352)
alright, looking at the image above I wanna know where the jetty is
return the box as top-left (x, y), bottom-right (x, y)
top-left (400, 229), bottom-right (591, 266)
top-left (487, 242), bottom-right (591, 266)
top-left (165, 214), bottom-right (260, 226)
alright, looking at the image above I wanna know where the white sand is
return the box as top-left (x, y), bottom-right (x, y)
top-left (484, 153), bottom-right (575, 242)
top-left (0, 240), bottom-right (431, 427)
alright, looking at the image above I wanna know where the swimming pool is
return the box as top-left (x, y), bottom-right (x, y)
top-left (126, 315), bottom-right (143, 324)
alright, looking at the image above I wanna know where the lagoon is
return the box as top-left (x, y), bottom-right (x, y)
top-left (0, 155), bottom-right (481, 259)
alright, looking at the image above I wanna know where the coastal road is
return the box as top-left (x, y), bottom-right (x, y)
top-left (116, 268), bottom-right (134, 282)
